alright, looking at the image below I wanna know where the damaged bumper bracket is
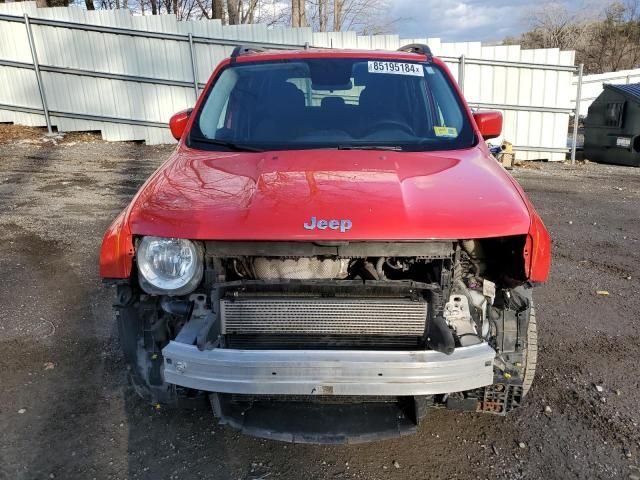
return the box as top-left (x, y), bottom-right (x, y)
top-left (161, 342), bottom-right (496, 396)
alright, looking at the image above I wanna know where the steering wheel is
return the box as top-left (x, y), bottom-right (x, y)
top-left (362, 120), bottom-right (415, 136)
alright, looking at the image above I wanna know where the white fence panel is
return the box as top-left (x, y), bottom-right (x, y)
top-left (0, 1), bottom-right (576, 160)
top-left (572, 68), bottom-right (640, 117)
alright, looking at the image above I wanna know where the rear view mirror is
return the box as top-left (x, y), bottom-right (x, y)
top-left (312, 81), bottom-right (353, 91)
top-left (169, 108), bottom-right (193, 141)
top-left (473, 111), bottom-right (502, 140)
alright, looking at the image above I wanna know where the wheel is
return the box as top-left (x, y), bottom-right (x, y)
top-left (116, 296), bottom-right (207, 408)
top-left (522, 306), bottom-right (537, 396)
top-left (116, 303), bottom-right (177, 406)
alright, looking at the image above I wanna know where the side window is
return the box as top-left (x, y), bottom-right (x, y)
top-left (405, 79), bottom-right (434, 136)
top-left (199, 68), bottom-right (239, 138)
top-left (417, 67), bottom-right (464, 139)
top-left (604, 102), bottom-right (624, 127)
top-left (429, 74), bottom-right (464, 130)
top-left (217, 97), bottom-right (230, 130)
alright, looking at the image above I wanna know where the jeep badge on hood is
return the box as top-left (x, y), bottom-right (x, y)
top-left (303, 216), bottom-right (352, 233)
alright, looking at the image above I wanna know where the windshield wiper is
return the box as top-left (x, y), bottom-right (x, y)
top-left (190, 136), bottom-right (264, 152)
top-left (337, 145), bottom-right (403, 151)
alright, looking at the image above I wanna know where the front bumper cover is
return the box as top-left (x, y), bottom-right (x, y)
top-left (162, 342), bottom-right (496, 396)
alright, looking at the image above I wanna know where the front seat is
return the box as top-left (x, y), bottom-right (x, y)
top-left (253, 82), bottom-right (306, 141)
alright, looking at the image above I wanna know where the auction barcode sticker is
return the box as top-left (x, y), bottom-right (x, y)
top-left (368, 61), bottom-right (424, 77)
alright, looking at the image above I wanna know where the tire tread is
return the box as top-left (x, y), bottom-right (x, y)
top-left (522, 307), bottom-right (537, 396)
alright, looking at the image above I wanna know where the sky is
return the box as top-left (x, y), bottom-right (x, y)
top-left (389, 0), bottom-right (584, 42)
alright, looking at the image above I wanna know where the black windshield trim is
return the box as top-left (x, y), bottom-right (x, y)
top-left (188, 134), bottom-right (264, 152)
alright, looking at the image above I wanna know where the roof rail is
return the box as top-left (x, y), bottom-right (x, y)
top-left (397, 43), bottom-right (433, 58)
top-left (230, 45), bottom-right (266, 60)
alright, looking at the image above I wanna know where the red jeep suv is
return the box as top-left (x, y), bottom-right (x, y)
top-left (100, 44), bottom-right (551, 443)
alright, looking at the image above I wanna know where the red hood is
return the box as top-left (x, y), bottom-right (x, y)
top-left (127, 145), bottom-right (531, 240)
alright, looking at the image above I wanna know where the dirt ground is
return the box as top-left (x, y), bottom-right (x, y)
top-left (1, 125), bottom-right (639, 480)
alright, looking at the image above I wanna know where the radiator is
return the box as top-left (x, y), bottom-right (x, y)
top-left (220, 297), bottom-right (427, 336)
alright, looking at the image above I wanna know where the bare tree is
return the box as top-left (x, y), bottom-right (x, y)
top-left (522, 3), bottom-right (591, 50)
top-left (303, 0), bottom-right (394, 33)
top-left (292, 0), bottom-right (306, 27)
top-left (318, 0), bottom-right (327, 31)
top-left (36, 0), bottom-right (69, 6)
top-left (227, 0), bottom-right (239, 23)
top-left (212, 0), bottom-right (224, 20)
top-left (583, 1), bottom-right (640, 72)
top-left (190, 0), bottom-right (266, 23)
top-left (510, 0), bottom-right (640, 74)
top-left (333, 0), bottom-right (342, 30)
top-left (254, 0), bottom-right (290, 27)
top-left (64, 0), bottom-right (392, 32)
top-left (194, 0), bottom-right (211, 18)
top-left (340, 0), bottom-right (395, 33)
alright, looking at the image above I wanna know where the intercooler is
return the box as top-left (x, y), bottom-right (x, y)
top-left (220, 297), bottom-right (428, 336)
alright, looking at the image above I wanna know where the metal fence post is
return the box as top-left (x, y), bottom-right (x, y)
top-left (188, 33), bottom-right (199, 100)
top-left (458, 54), bottom-right (465, 94)
top-left (570, 63), bottom-right (584, 165)
top-left (24, 13), bottom-right (53, 134)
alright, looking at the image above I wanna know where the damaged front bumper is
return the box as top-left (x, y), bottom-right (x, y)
top-left (161, 342), bottom-right (496, 396)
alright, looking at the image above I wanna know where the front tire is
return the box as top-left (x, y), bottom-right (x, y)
top-left (522, 306), bottom-right (537, 396)
top-left (116, 303), bottom-right (178, 406)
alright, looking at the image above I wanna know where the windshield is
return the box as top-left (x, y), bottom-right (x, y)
top-left (189, 58), bottom-right (475, 152)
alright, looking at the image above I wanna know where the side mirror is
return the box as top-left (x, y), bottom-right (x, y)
top-left (473, 111), bottom-right (502, 140)
top-left (169, 108), bottom-right (193, 141)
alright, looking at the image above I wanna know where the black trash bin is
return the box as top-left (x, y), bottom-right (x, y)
top-left (584, 83), bottom-right (640, 167)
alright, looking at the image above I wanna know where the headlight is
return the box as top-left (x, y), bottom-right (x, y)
top-left (136, 236), bottom-right (203, 295)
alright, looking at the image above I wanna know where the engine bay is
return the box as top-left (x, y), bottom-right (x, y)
top-left (115, 237), bottom-right (534, 415)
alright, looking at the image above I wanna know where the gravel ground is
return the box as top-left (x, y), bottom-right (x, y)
top-left (1, 125), bottom-right (639, 480)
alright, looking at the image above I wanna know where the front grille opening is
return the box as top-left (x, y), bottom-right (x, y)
top-left (221, 297), bottom-right (427, 335)
top-left (220, 295), bottom-right (428, 350)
